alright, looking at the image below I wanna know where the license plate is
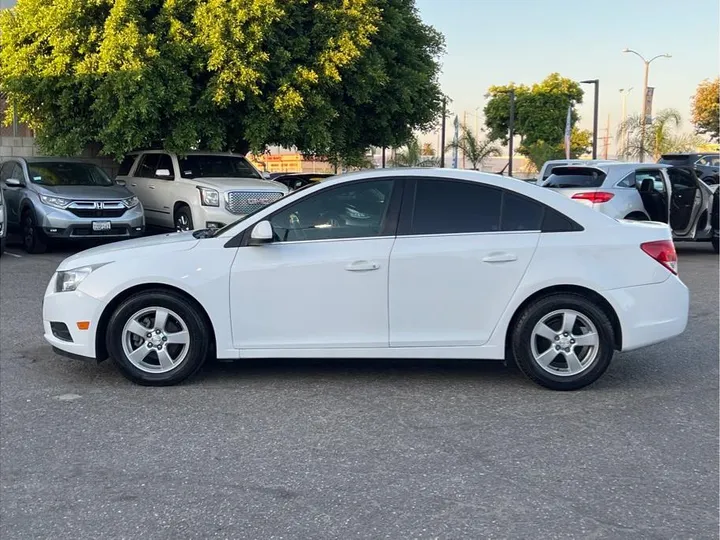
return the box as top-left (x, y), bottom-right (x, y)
top-left (92, 221), bottom-right (111, 231)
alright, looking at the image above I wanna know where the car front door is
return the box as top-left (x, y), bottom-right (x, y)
top-left (667, 166), bottom-right (708, 237)
top-left (229, 178), bottom-right (402, 350)
top-left (388, 178), bottom-right (541, 348)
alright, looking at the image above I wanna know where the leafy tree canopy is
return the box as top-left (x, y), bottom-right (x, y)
top-left (691, 78), bottom-right (719, 142)
top-left (483, 73), bottom-right (584, 150)
top-left (0, 0), bottom-right (444, 161)
top-left (522, 128), bottom-right (592, 172)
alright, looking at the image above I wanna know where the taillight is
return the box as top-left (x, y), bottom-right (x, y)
top-left (571, 192), bottom-right (614, 203)
top-left (641, 240), bottom-right (678, 275)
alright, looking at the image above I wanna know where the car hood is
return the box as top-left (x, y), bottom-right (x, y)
top-left (38, 184), bottom-right (134, 200)
top-left (57, 231), bottom-right (199, 271)
top-left (190, 177), bottom-right (288, 193)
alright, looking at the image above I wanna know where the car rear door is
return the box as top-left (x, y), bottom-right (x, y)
top-left (388, 177), bottom-right (541, 348)
top-left (666, 166), bottom-right (708, 238)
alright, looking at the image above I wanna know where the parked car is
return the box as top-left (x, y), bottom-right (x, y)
top-left (271, 172), bottom-right (334, 191)
top-left (0, 158), bottom-right (145, 254)
top-left (539, 162), bottom-right (719, 252)
top-left (0, 186), bottom-right (6, 257)
top-left (536, 159), bottom-right (616, 183)
top-left (44, 168), bottom-right (688, 391)
top-left (115, 151), bottom-right (289, 231)
top-left (658, 153), bottom-right (719, 185)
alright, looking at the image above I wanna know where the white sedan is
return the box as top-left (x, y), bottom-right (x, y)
top-left (43, 168), bottom-right (689, 390)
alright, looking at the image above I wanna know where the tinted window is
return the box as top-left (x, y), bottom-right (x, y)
top-left (617, 173), bottom-right (636, 188)
top-left (501, 191), bottom-right (543, 231)
top-left (135, 154), bottom-right (160, 177)
top-left (542, 207), bottom-right (582, 232)
top-left (10, 164), bottom-right (24, 182)
top-left (27, 162), bottom-right (112, 186)
top-left (117, 155), bottom-right (136, 176)
top-left (411, 179), bottom-right (501, 235)
top-left (0, 162), bottom-right (13, 182)
top-left (178, 155), bottom-right (261, 180)
top-left (270, 180), bottom-right (395, 242)
top-left (667, 167), bottom-right (696, 190)
top-left (154, 154), bottom-right (175, 179)
top-left (544, 168), bottom-right (606, 188)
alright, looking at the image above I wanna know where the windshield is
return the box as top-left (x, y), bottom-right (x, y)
top-left (543, 169), bottom-right (606, 188)
top-left (178, 155), bottom-right (262, 180)
top-left (27, 162), bottom-right (113, 187)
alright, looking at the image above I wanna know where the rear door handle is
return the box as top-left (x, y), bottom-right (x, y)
top-left (482, 252), bottom-right (517, 263)
top-left (345, 260), bottom-right (380, 272)
top-left (148, 185), bottom-right (156, 190)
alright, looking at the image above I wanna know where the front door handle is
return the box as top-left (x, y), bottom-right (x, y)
top-left (482, 252), bottom-right (517, 263)
top-left (148, 185), bottom-right (156, 190)
top-left (130, 183), bottom-right (137, 187)
top-left (345, 260), bottom-right (380, 272)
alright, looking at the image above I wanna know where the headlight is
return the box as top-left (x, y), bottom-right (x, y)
top-left (55, 263), bottom-right (108, 293)
top-left (122, 196), bottom-right (140, 208)
top-left (198, 187), bottom-right (219, 207)
top-left (40, 195), bottom-right (71, 209)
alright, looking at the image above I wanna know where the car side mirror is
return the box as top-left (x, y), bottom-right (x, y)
top-left (5, 178), bottom-right (23, 187)
top-left (155, 169), bottom-right (172, 178)
top-left (262, 171), bottom-right (272, 180)
top-left (248, 220), bottom-right (274, 245)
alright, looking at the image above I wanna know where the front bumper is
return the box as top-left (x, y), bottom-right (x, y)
top-left (43, 277), bottom-right (104, 360)
top-left (192, 205), bottom-right (242, 230)
top-left (39, 204), bottom-right (145, 239)
top-left (604, 275), bottom-right (689, 352)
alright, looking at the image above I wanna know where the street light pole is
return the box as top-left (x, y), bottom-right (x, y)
top-left (508, 89), bottom-right (515, 178)
top-left (622, 48), bottom-right (671, 162)
top-left (440, 97), bottom-right (447, 168)
top-left (580, 79), bottom-right (599, 159)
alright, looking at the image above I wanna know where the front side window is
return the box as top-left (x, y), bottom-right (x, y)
top-left (178, 155), bottom-right (261, 180)
top-left (410, 179), bottom-right (502, 235)
top-left (154, 154), bottom-right (175, 179)
top-left (0, 162), bottom-right (14, 182)
top-left (134, 154), bottom-right (160, 178)
top-left (696, 155), bottom-right (719, 167)
top-left (27, 162), bottom-right (112, 187)
top-left (270, 180), bottom-right (395, 242)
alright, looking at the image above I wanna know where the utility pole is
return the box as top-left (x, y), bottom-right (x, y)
top-left (462, 111), bottom-right (467, 169)
top-left (602, 114), bottom-right (610, 159)
top-left (623, 49), bottom-right (671, 162)
top-left (440, 97), bottom-right (447, 168)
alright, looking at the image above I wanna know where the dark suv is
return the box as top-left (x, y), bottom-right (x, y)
top-left (658, 153), bottom-right (719, 185)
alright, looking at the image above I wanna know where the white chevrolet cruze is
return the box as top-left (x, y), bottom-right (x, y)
top-left (43, 169), bottom-right (689, 390)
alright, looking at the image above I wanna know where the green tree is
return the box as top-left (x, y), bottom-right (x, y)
top-left (691, 78), bottom-right (720, 142)
top-left (444, 124), bottom-right (500, 170)
top-left (522, 128), bottom-right (593, 172)
top-left (390, 135), bottom-right (438, 167)
top-left (0, 0), bottom-right (443, 161)
top-left (617, 108), bottom-right (702, 161)
top-left (483, 73), bottom-right (585, 164)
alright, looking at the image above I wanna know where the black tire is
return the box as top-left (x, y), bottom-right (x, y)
top-left (624, 212), bottom-right (649, 221)
top-left (0, 237), bottom-right (5, 257)
top-left (174, 205), bottom-right (194, 231)
top-left (106, 290), bottom-right (210, 386)
top-left (712, 236), bottom-right (719, 254)
top-left (510, 293), bottom-right (615, 391)
top-left (21, 209), bottom-right (48, 254)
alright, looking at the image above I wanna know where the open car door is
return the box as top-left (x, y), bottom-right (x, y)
top-left (666, 166), bottom-right (713, 239)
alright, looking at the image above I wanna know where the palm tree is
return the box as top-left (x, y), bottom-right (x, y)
top-left (445, 124), bottom-right (500, 170)
top-left (616, 108), bottom-right (702, 161)
top-left (390, 136), bottom-right (438, 167)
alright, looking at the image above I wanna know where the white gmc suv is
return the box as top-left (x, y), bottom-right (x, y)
top-left (115, 151), bottom-right (289, 231)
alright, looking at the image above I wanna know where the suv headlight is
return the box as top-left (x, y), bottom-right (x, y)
top-left (55, 263), bottom-right (108, 293)
top-left (122, 196), bottom-right (140, 208)
top-left (198, 187), bottom-right (219, 207)
top-left (40, 195), bottom-right (71, 209)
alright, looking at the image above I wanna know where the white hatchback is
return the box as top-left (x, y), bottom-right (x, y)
top-left (43, 169), bottom-right (689, 390)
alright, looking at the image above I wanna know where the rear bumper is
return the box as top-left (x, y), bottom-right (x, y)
top-left (604, 275), bottom-right (689, 352)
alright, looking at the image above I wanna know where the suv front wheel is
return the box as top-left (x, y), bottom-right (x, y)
top-left (22, 209), bottom-right (48, 254)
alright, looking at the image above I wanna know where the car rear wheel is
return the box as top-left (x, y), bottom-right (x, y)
top-left (511, 293), bottom-right (615, 390)
top-left (106, 290), bottom-right (210, 385)
top-left (175, 206), bottom-right (193, 232)
top-left (22, 210), bottom-right (48, 254)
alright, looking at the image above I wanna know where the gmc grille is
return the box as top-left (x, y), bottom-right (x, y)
top-left (225, 191), bottom-right (284, 215)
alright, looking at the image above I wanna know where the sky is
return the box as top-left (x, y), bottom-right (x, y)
top-left (415, 0), bottom-right (719, 154)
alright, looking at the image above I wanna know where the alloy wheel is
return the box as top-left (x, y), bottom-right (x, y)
top-left (530, 309), bottom-right (600, 377)
top-left (121, 306), bottom-right (191, 373)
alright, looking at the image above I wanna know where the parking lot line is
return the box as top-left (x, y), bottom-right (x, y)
top-left (3, 251), bottom-right (22, 258)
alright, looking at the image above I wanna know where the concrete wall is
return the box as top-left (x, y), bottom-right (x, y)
top-left (0, 136), bottom-right (120, 178)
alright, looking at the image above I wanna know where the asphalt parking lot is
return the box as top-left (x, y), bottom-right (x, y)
top-left (0, 238), bottom-right (718, 540)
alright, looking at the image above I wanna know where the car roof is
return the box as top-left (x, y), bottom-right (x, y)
top-left (11, 157), bottom-right (104, 165)
top-left (552, 162), bottom-right (668, 173)
top-left (126, 150), bottom-right (247, 157)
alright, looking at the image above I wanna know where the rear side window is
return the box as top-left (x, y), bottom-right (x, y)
top-left (542, 207), bottom-right (583, 232)
top-left (410, 179), bottom-right (502, 234)
top-left (117, 155), bottom-right (136, 176)
top-left (501, 191), bottom-right (543, 231)
top-left (544, 168), bottom-right (606, 188)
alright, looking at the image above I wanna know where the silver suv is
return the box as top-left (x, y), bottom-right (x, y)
top-left (0, 158), bottom-right (144, 254)
top-left (115, 151), bottom-right (289, 231)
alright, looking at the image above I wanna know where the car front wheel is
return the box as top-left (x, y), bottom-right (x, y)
top-left (106, 290), bottom-right (210, 385)
top-left (511, 293), bottom-right (615, 390)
